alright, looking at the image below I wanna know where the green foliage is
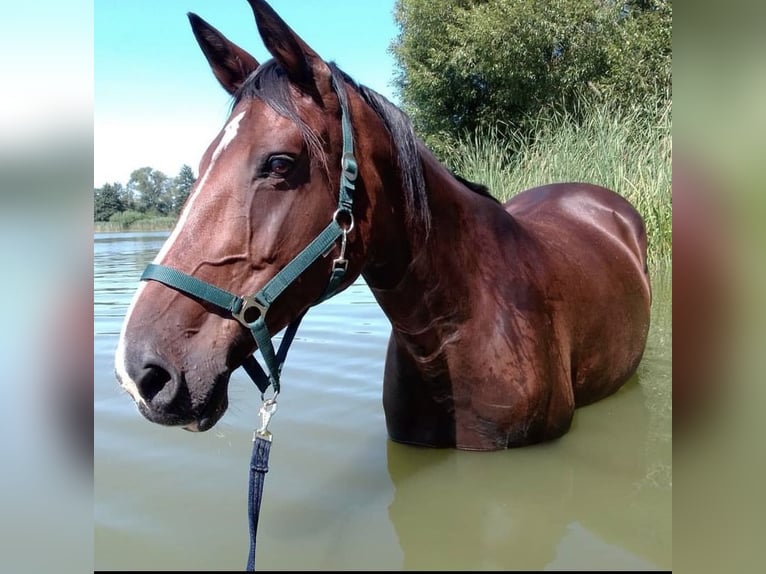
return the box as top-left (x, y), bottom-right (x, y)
top-left (108, 210), bottom-right (145, 229)
top-left (444, 97), bottom-right (672, 266)
top-left (392, 0), bottom-right (672, 142)
top-left (128, 166), bottom-right (172, 215)
top-left (122, 216), bottom-right (177, 231)
top-left (119, 181), bottom-right (137, 212)
top-left (95, 215), bottom-right (177, 233)
top-left (602, 0), bottom-right (672, 108)
top-left (94, 182), bottom-right (124, 221)
top-left (168, 164), bottom-right (196, 216)
top-left (95, 164), bottom-right (197, 225)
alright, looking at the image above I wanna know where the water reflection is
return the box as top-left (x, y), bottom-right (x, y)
top-left (385, 377), bottom-right (669, 570)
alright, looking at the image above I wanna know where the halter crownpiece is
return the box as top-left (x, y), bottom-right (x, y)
top-left (140, 74), bottom-right (357, 396)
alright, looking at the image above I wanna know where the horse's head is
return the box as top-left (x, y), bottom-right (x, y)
top-left (115, 0), bottom-right (426, 431)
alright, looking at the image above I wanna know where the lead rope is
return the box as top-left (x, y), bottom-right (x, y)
top-left (247, 397), bottom-right (277, 571)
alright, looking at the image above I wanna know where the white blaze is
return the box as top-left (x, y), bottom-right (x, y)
top-left (154, 110), bottom-right (247, 264)
top-left (114, 111), bottom-right (247, 401)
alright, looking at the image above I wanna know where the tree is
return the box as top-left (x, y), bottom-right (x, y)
top-left (94, 182), bottom-right (124, 221)
top-left (119, 183), bottom-right (137, 212)
top-left (604, 0), bottom-right (672, 107)
top-left (128, 167), bottom-right (171, 215)
top-left (391, 0), bottom-right (671, 144)
top-left (169, 164), bottom-right (196, 216)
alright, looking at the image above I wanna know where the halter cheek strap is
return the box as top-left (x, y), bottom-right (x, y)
top-left (140, 75), bottom-right (357, 396)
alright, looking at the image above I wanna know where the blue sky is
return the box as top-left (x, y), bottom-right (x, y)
top-left (95, 0), bottom-right (400, 187)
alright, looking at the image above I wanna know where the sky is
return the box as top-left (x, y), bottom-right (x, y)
top-left (94, 0), bottom-right (400, 187)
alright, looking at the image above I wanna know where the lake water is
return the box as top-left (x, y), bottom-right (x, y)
top-left (94, 231), bottom-right (671, 571)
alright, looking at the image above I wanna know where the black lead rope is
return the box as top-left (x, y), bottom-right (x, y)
top-left (247, 397), bottom-right (277, 571)
top-left (247, 435), bottom-right (272, 570)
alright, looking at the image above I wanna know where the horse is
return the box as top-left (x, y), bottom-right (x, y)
top-left (115, 0), bottom-right (651, 451)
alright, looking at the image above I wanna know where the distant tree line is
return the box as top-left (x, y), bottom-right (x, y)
top-left (94, 164), bottom-right (196, 222)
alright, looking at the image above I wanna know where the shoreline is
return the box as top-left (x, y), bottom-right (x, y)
top-left (94, 222), bottom-right (176, 233)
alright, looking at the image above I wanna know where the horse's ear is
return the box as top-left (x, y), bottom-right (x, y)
top-left (245, 0), bottom-right (331, 102)
top-left (188, 13), bottom-right (259, 95)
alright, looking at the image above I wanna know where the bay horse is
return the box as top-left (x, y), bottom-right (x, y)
top-left (115, 0), bottom-right (651, 451)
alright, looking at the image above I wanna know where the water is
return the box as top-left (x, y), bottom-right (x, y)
top-left (94, 231), bottom-right (671, 571)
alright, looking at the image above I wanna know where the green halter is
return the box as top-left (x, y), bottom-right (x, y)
top-left (140, 75), bottom-right (357, 396)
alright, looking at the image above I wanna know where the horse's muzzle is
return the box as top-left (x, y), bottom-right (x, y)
top-left (120, 344), bottom-right (231, 431)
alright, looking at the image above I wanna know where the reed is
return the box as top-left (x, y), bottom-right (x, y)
top-left (94, 216), bottom-right (176, 233)
top-left (444, 98), bottom-right (672, 267)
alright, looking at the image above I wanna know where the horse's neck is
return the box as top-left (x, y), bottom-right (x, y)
top-left (364, 146), bottom-right (513, 356)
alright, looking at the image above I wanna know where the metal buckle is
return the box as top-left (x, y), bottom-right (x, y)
top-left (232, 295), bottom-right (268, 327)
top-left (332, 258), bottom-right (349, 272)
top-left (341, 152), bottom-right (358, 182)
top-left (332, 227), bottom-right (350, 271)
top-left (254, 396), bottom-right (278, 442)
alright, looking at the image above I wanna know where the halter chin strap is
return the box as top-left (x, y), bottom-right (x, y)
top-left (140, 75), bottom-right (357, 396)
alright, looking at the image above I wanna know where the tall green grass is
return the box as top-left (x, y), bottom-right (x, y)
top-left (443, 99), bottom-right (672, 267)
top-left (94, 216), bottom-right (176, 233)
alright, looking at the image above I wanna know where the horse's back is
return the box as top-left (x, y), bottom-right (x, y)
top-left (503, 182), bottom-right (651, 406)
top-left (506, 182), bottom-right (649, 275)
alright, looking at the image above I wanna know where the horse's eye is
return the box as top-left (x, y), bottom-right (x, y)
top-left (266, 155), bottom-right (295, 177)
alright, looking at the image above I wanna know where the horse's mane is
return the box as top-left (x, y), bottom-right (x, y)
top-left (451, 173), bottom-right (499, 203)
top-left (332, 65), bottom-right (499, 209)
top-left (234, 60), bottom-right (497, 236)
top-left (330, 65), bottom-right (432, 236)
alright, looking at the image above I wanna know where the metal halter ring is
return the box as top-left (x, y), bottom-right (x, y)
top-left (232, 295), bottom-right (268, 327)
top-left (333, 208), bottom-right (355, 233)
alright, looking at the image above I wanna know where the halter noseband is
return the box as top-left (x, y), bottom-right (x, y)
top-left (140, 75), bottom-right (357, 396)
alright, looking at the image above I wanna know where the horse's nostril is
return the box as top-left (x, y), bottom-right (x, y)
top-left (136, 364), bottom-right (172, 403)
